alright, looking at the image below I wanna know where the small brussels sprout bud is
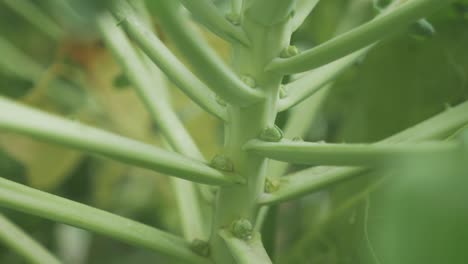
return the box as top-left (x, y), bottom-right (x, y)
top-left (190, 239), bottom-right (210, 257)
top-left (226, 12), bottom-right (241, 26)
top-left (280, 45), bottom-right (299, 58)
top-left (215, 95), bottom-right (227, 106)
top-left (354, 53), bottom-right (368, 66)
top-left (409, 19), bottom-right (435, 40)
top-left (279, 85), bottom-right (288, 99)
top-left (240, 75), bottom-right (256, 88)
top-left (265, 177), bottom-right (281, 193)
top-left (112, 72), bottom-right (131, 89)
top-left (231, 218), bottom-right (253, 241)
top-left (289, 10), bottom-right (296, 19)
top-left (259, 125), bottom-right (284, 142)
top-left (210, 154), bottom-right (234, 172)
top-left (373, 0), bottom-right (393, 12)
top-left (116, 17), bottom-right (127, 27)
top-left (292, 136), bottom-right (303, 142)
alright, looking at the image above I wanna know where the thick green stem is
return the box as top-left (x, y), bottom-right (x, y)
top-left (211, 84), bottom-right (278, 263)
top-left (291, 0), bottom-right (320, 31)
top-left (218, 231), bottom-right (272, 263)
top-left (210, 2), bottom-right (294, 262)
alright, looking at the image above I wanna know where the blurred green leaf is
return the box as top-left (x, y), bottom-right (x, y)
top-left (0, 72), bottom-right (33, 99)
top-left (0, 148), bottom-right (26, 184)
top-left (326, 18), bottom-right (468, 142)
top-left (368, 142), bottom-right (468, 264)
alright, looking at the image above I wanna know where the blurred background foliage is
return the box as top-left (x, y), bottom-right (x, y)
top-left (0, 0), bottom-right (467, 263)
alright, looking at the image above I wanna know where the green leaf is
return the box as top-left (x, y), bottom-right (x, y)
top-left (367, 149), bottom-right (468, 264)
top-left (329, 19), bottom-right (468, 142)
top-left (267, 0), bottom-right (457, 74)
top-left (0, 148), bottom-right (26, 184)
top-left (0, 72), bottom-right (32, 99)
top-left (259, 99), bottom-right (468, 205)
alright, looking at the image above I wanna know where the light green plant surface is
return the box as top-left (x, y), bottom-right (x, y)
top-left (0, 0), bottom-right (467, 264)
top-left (0, 214), bottom-right (61, 264)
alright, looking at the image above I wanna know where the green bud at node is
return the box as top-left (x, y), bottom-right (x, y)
top-left (289, 10), bottom-right (296, 19)
top-left (231, 218), bottom-right (253, 240)
top-left (226, 12), bottom-right (241, 26)
top-left (279, 85), bottom-right (288, 99)
top-left (190, 239), bottom-right (210, 257)
top-left (215, 95), bottom-right (227, 106)
top-left (373, 0), bottom-right (393, 12)
top-left (354, 53), bottom-right (368, 66)
top-left (292, 136), bottom-right (303, 142)
top-left (112, 72), bottom-right (131, 89)
top-left (259, 125), bottom-right (283, 142)
top-left (280, 45), bottom-right (299, 58)
top-left (265, 177), bottom-right (281, 193)
top-left (210, 154), bottom-right (234, 172)
top-left (409, 19), bottom-right (435, 40)
top-left (116, 18), bottom-right (127, 27)
top-left (241, 75), bottom-right (256, 88)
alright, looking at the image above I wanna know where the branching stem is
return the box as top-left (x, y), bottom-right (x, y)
top-left (97, 12), bottom-right (207, 240)
top-left (109, 1), bottom-right (230, 116)
top-left (135, 0), bottom-right (263, 106)
top-left (178, 0), bottom-right (250, 45)
top-left (0, 177), bottom-right (210, 264)
top-left (0, 97), bottom-right (241, 186)
top-left (267, 0), bottom-right (456, 74)
top-left (218, 230), bottom-right (272, 264)
top-left (210, 1), bottom-right (296, 262)
top-left (259, 100), bottom-right (468, 205)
